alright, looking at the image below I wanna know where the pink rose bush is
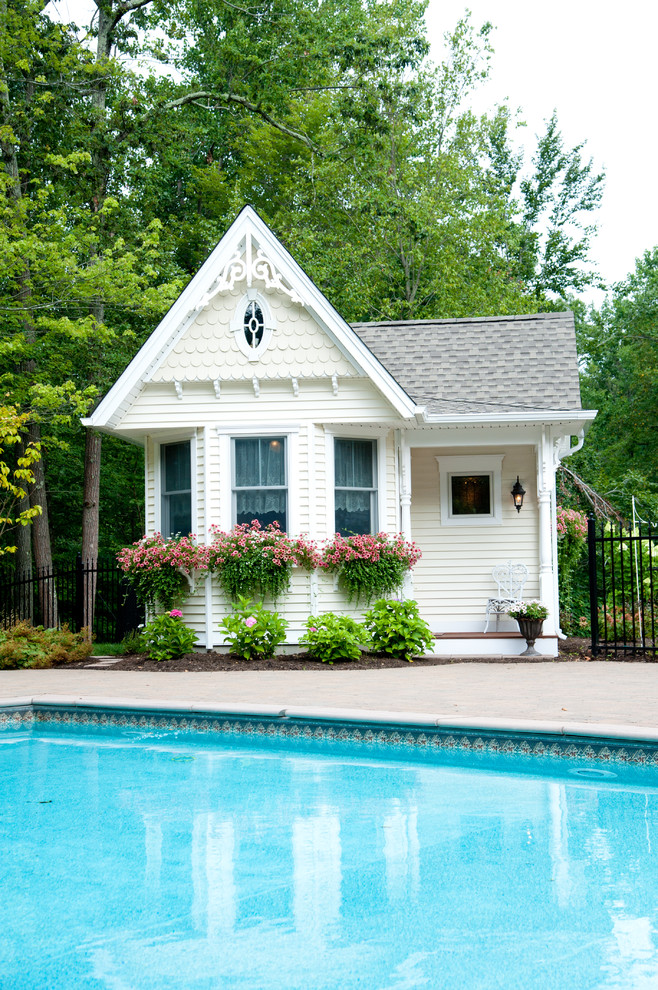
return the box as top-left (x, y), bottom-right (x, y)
top-left (556, 507), bottom-right (588, 540)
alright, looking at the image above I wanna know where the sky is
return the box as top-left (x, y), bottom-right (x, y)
top-left (51, 0), bottom-right (657, 301)
top-left (426, 0), bottom-right (658, 299)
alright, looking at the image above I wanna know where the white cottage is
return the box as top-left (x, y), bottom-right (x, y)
top-left (84, 206), bottom-right (595, 655)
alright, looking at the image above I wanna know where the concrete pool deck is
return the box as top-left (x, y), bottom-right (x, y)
top-left (1, 661), bottom-right (657, 738)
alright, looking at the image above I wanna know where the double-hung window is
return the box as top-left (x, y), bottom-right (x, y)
top-left (233, 437), bottom-right (287, 530)
top-left (161, 441), bottom-right (192, 537)
top-left (334, 438), bottom-right (377, 535)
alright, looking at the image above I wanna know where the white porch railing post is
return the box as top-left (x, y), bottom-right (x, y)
top-left (399, 433), bottom-right (413, 598)
top-left (537, 430), bottom-right (557, 636)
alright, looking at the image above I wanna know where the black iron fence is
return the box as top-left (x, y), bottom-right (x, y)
top-left (0, 555), bottom-right (143, 643)
top-left (588, 516), bottom-right (658, 656)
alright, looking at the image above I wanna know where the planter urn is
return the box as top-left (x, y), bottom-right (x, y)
top-left (517, 618), bottom-right (544, 656)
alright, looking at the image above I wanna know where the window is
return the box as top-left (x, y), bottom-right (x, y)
top-left (450, 474), bottom-right (491, 516)
top-left (232, 292), bottom-right (274, 360)
top-left (334, 438), bottom-right (377, 535)
top-left (436, 454), bottom-right (503, 526)
top-left (161, 441), bottom-right (192, 537)
top-left (243, 301), bottom-right (264, 351)
top-left (233, 437), bottom-right (287, 530)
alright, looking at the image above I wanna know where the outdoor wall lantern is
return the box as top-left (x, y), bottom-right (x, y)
top-left (511, 476), bottom-right (526, 513)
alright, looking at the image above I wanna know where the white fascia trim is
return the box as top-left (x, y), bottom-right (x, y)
top-left (421, 409), bottom-right (597, 427)
top-left (85, 207), bottom-right (418, 431)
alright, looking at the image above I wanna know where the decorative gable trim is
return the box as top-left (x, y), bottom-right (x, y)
top-left (83, 206), bottom-right (419, 431)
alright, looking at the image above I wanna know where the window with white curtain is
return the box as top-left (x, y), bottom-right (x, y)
top-left (233, 437), bottom-right (287, 530)
top-left (334, 438), bottom-right (377, 535)
top-left (161, 441), bottom-right (192, 537)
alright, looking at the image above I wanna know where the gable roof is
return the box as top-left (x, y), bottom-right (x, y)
top-left (83, 206), bottom-right (419, 431)
top-left (352, 312), bottom-right (583, 418)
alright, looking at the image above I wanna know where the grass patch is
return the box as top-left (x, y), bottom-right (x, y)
top-left (92, 642), bottom-right (125, 656)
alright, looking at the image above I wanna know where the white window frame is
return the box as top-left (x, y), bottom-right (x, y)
top-left (231, 435), bottom-right (288, 531)
top-left (325, 429), bottom-right (387, 536)
top-left (436, 454), bottom-right (504, 527)
top-left (216, 425), bottom-right (300, 533)
top-left (230, 288), bottom-right (275, 361)
top-left (154, 433), bottom-right (197, 536)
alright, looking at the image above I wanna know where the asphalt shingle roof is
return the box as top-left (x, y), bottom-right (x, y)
top-left (351, 312), bottom-right (582, 416)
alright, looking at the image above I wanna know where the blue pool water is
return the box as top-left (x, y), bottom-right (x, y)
top-left (2, 721), bottom-right (658, 989)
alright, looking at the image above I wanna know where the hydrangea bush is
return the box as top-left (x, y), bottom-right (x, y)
top-left (219, 597), bottom-right (288, 659)
top-left (140, 610), bottom-right (198, 661)
top-left (300, 613), bottom-right (370, 663)
top-left (206, 521), bottom-right (319, 602)
top-left (117, 534), bottom-right (204, 610)
top-left (363, 599), bottom-right (433, 661)
top-left (320, 533), bottom-right (422, 604)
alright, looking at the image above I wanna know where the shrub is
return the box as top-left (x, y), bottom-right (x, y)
top-left (363, 599), bottom-right (433, 662)
top-left (207, 522), bottom-right (319, 602)
top-left (219, 597), bottom-right (288, 659)
top-left (117, 533), bottom-right (204, 610)
top-left (141, 610), bottom-right (197, 661)
top-left (300, 613), bottom-right (370, 663)
top-left (556, 507), bottom-right (588, 631)
top-left (320, 533), bottom-right (422, 604)
top-left (0, 622), bottom-right (92, 669)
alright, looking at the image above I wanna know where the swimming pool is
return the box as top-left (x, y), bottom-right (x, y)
top-left (2, 703), bottom-right (658, 989)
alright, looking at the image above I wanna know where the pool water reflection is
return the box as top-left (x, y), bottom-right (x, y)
top-left (2, 725), bottom-right (658, 989)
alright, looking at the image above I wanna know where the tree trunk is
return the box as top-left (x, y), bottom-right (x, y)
top-left (28, 421), bottom-right (57, 626)
top-left (81, 429), bottom-right (102, 637)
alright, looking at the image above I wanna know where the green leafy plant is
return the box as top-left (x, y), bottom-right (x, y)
top-left (219, 597), bottom-right (288, 660)
top-left (320, 533), bottom-right (422, 604)
top-left (117, 534), bottom-right (204, 610)
top-left (507, 600), bottom-right (549, 621)
top-left (363, 599), bottom-right (433, 661)
top-left (300, 613), bottom-right (370, 663)
top-left (140, 610), bottom-right (197, 661)
top-left (0, 622), bottom-right (92, 669)
top-left (557, 506), bottom-right (588, 631)
top-left (207, 522), bottom-right (319, 602)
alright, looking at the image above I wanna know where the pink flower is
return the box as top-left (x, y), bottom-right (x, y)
top-left (169, 609), bottom-right (183, 618)
top-left (245, 616), bottom-right (257, 628)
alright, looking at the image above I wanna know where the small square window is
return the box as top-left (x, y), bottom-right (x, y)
top-left (450, 474), bottom-right (492, 516)
top-left (161, 441), bottom-right (192, 537)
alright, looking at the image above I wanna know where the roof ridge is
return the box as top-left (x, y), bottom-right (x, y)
top-left (352, 312), bottom-right (571, 329)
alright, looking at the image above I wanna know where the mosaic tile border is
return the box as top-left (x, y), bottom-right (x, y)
top-left (2, 704), bottom-right (658, 768)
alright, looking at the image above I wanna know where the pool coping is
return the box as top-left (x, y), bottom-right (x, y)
top-left (3, 694), bottom-right (658, 744)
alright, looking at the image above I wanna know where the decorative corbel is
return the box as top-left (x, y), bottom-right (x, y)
top-left (173, 380), bottom-right (183, 401)
top-left (332, 373), bottom-right (338, 396)
top-left (291, 377), bottom-right (299, 397)
top-left (252, 376), bottom-right (260, 398)
top-left (213, 378), bottom-right (221, 399)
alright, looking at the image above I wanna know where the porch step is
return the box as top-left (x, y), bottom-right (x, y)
top-left (433, 631), bottom-right (557, 640)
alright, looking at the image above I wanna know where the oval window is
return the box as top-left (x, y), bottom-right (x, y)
top-left (244, 301), bottom-right (264, 350)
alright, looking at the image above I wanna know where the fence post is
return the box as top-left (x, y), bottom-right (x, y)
top-left (75, 553), bottom-right (84, 633)
top-left (588, 515), bottom-right (599, 656)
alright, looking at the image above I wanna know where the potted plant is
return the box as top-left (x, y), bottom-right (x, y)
top-left (506, 600), bottom-right (549, 656)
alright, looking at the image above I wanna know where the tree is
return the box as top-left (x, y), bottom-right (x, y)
top-left (0, 405), bottom-right (41, 555)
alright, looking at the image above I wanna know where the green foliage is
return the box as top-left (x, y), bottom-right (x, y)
top-left (0, 621), bottom-right (92, 669)
top-left (207, 523), bottom-right (318, 603)
top-left (556, 507), bottom-right (588, 633)
top-left (321, 533), bottom-right (421, 604)
top-left (219, 597), bottom-right (288, 660)
top-left (363, 599), bottom-right (433, 661)
top-left (0, 405), bottom-right (42, 553)
top-left (300, 613), bottom-right (370, 663)
top-left (140, 611), bottom-right (197, 661)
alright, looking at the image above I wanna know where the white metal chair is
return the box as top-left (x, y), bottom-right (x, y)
top-left (484, 561), bottom-right (528, 633)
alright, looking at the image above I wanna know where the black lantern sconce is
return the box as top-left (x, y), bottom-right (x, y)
top-left (511, 476), bottom-right (525, 513)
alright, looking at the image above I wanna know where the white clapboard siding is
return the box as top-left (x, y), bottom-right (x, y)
top-left (410, 446), bottom-right (539, 625)
top-left (118, 378), bottom-right (399, 430)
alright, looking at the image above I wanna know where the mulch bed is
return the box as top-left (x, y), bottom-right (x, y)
top-left (62, 638), bottom-right (655, 672)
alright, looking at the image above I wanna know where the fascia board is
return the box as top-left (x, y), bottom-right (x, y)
top-left (420, 409), bottom-right (597, 428)
top-left (86, 206), bottom-right (418, 427)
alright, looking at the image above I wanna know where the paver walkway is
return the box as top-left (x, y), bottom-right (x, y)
top-left (1, 661), bottom-right (656, 728)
